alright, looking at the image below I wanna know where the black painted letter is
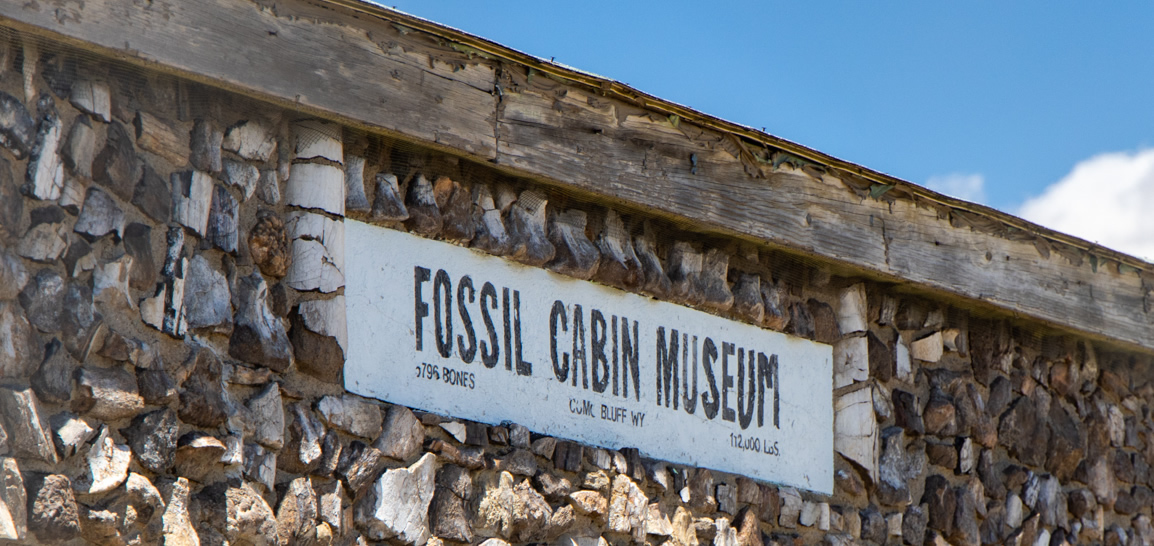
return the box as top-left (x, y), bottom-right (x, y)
top-left (413, 266), bottom-right (430, 351)
top-left (550, 300), bottom-right (569, 382)
top-left (591, 310), bottom-right (609, 393)
top-left (456, 276), bottom-right (477, 363)
top-left (479, 282), bottom-right (499, 368)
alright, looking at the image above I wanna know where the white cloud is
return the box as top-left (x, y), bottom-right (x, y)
top-left (1018, 148), bottom-right (1154, 261)
top-left (925, 173), bottom-right (987, 203)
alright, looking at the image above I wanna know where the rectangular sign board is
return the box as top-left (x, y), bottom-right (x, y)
top-left (345, 220), bottom-right (834, 494)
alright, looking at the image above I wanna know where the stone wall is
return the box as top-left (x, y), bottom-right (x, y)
top-left (0, 38), bottom-right (1152, 546)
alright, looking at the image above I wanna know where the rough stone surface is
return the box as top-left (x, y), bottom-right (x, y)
top-left (69, 80), bottom-right (111, 121)
top-left (206, 184), bottom-right (239, 253)
top-left (189, 119), bottom-right (223, 172)
top-left (355, 452), bottom-right (437, 544)
top-left (699, 249), bottom-right (734, 312)
top-left (223, 158), bottom-right (260, 200)
top-left (276, 476), bottom-right (318, 544)
top-left (375, 405), bottom-right (425, 461)
top-left (0, 162), bottom-right (22, 238)
top-left (548, 209), bottom-right (600, 279)
top-left (923, 388), bottom-right (958, 437)
top-left (193, 480), bottom-right (278, 545)
top-left (74, 365), bottom-right (145, 421)
top-left (0, 386), bottom-right (57, 464)
top-left (93, 121), bottom-right (138, 201)
top-left (93, 253), bottom-right (135, 311)
top-left (230, 271), bottom-right (293, 371)
top-left (344, 155), bottom-right (370, 212)
top-left (120, 408), bottom-right (180, 474)
top-left (64, 116), bottom-right (95, 180)
top-left (182, 253), bottom-right (232, 331)
top-left (555, 441), bottom-right (584, 473)
top-left (281, 402), bottom-right (325, 474)
top-left (159, 477), bottom-right (199, 546)
top-left (19, 267), bottom-right (65, 333)
top-left (26, 473), bottom-right (81, 541)
top-left (25, 97), bottom-right (64, 201)
top-left (249, 210), bottom-right (291, 278)
top-left (123, 223), bottom-right (157, 290)
top-left (608, 475), bottom-right (648, 541)
top-left (258, 168), bottom-right (280, 205)
top-left (74, 425), bottom-right (130, 495)
top-left (731, 273), bottom-right (765, 324)
top-left (921, 475), bottom-right (955, 535)
top-left (0, 91), bottom-right (37, 158)
top-left (999, 394), bottom-right (1049, 467)
top-left (434, 175), bottom-right (475, 243)
top-left (288, 298), bottom-right (345, 384)
top-left (0, 300), bottom-right (37, 379)
top-left (48, 412), bottom-right (95, 460)
top-left (223, 119), bottom-right (276, 161)
top-left (779, 487), bottom-right (802, 528)
top-left (470, 183), bottom-right (510, 255)
top-left (0, 248), bottom-right (27, 302)
top-left (174, 432), bottom-right (226, 483)
top-left (171, 170), bottom-right (214, 236)
top-left (0, 458), bottom-right (26, 542)
top-left (178, 347), bottom-right (231, 428)
top-left (245, 382), bottom-right (285, 450)
top-left (74, 187), bottom-right (125, 241)
top-left (507, 189), bottom-right (555, 266)
top-left (243, 444), bottom-right (277, 494)
top-left (17, 206), bottom-right (70, 262)
top-left (903, 504), bottom-right (927, 545)
top-left (140, 226), bottom-right (188, 337)
top-left (371, 172), bottom-right (409, 222)
top-left (134, 111), bottom-right (189, 167)
top-left (404, 174), bottom-right (443, 236)
top-left (336, 441), bottom-right (385, 493)
top-left (317, 394), bottom-right (381, 439)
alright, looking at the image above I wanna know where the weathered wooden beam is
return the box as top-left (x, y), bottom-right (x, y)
top-left (495, 82), bottom-right (1153, 348)
top-left (0, 0), bottom-right (498, 159)
top-left (3, 0), bottom-right (1152, 353)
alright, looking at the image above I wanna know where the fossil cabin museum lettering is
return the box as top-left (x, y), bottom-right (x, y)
top-left (346, 221), bottom-right (834, 494)
top-left (6, 0), bottom-right (1154, 543)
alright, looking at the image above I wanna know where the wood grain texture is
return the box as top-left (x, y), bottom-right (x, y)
top-left (0, 0), bottom-right (498, 158)
top-left (4, 0), bottom-right (1152, 351)
top-left (495, 81), bottom-right (1154, 350)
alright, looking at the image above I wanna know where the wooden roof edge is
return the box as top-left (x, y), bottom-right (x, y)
top-left (330, 0), bottom-right (1154, 278)
top-left (2, 0), bottom-right (1151, 354)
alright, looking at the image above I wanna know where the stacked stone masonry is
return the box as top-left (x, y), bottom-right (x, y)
top-left (0, 36), bottom-right (1151, 546)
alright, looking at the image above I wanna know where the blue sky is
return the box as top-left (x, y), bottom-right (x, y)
top-left (383, 2), bottom-right (1154, 258)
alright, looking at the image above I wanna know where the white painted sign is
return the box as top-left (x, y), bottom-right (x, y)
top-left (345, 220), bottom-right (834, 494)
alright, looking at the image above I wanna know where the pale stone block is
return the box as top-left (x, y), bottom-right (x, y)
top-left (69, 81), bottom-right (111, 122)
top-left (223, 120), bottom-right (277, 162)
top-left (836, 284), bottom-right (867, 335)
top-left (910, 331), bottom-right (943, 363)
top-left (834, 383), bottom-right (878, 483)
top-left (296, 296), bottom-right (348, 358)
top-left (285, 211), bottom-right (345, 272)
top-left (293, 120), bottom-right (342, 163)
top-left (895, 335), bottom-right (913, 382)
top-left (26, 114), bottom-right (63, 201)
top-left (171, 171), bottom-right (213, 236)
top-left (887, 513), bottom-right (903, 537)
top-left (833, 335), bottom-right (868, 389)
top-left (285, 162), bottom-right (344, 216)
